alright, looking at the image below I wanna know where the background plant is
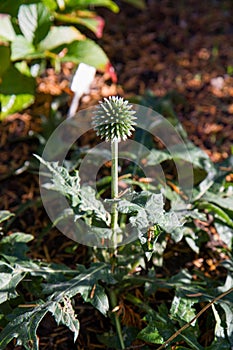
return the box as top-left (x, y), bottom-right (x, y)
top-left (0, 0), bottom-right (145, 119)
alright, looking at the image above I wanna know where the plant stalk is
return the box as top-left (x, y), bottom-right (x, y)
top-left (111, 140), bottom-right (119, 245)
top-left (109, 141), bottom-right (125, 349)
top-left (111, 139), bottom-right (118, 200)
top-left (109, 288), bottom-right (125, 350)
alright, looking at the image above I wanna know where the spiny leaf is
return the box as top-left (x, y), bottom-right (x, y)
top-left (49, 297), bottom-right (80, 342)
top-left (79, 186), bottom-right (111, 225)
top-left (0, 262), bottom-right (26, 304)
top-left (44, 263), bottom-right (113, 315)
top-left (0, 301), bottom-right (50, 350)
top-left (34, 154), bottom-right (81, 207)
top-left (0, 232), bottom-right (34, 261)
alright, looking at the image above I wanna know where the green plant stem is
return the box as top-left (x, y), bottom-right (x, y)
top-left (53, 12), bottom-right (87, 26)
top-left (109, 141), bottom-right (125, 348)
top-left (124, 293), bottom-right (154, 315)
top-left (111, 139), bottom-right (118, 200)
top-left (109, 288), bottom-right (125, 350)
top-left (111, 140), bottom-right (119, 246)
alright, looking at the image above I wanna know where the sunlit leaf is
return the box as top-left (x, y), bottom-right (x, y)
top-left (0, 211), bottom-right (14, 224)
top-left (0, 14), bottom-right (16, 42)
top-left (0, 94), bottom-right (34, 119)
top-left (49, 297), bottom-right (80, 341)
top-left (137, 324), bottom-right (164, 344)
top-left (0, 262), bottom-right (26, 304)
top-left (170, 295), bottom-right (196, 323)
top-left (11, 35), bottom-right (36, 61)
top-left (34, 155), bottom-right (81, 207)
top-left (59, 38), bottom-right (109, 70)
top-left (18, 3), bottom-right (51, 45)
top-left (38, 26), bottom-right (84, 51)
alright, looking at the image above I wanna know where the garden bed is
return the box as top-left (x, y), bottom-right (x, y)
top-left (0, 1), bottom-right (233, 349)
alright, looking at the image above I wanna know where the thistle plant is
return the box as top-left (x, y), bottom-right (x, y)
top-left (93, 96), bottom-right (137, 237)
top-left (92, 96), bottom-right (136, 349)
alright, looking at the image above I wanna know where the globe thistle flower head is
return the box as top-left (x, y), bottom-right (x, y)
top-left (92, 96), bottom-right (137, 142)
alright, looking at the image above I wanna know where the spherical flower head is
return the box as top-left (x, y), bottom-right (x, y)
top-left (92, 96), bottom-right (137, 142)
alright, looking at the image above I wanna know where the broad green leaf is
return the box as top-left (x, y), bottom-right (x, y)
top-left (144, 193), bottom-right (164, 222)
top-left (18, 3), bottom-right (51, 45)
top-left (0, 63), bottom-right (35, 118)
top-left (0, 14), bottom-right (16, 42)
top-left (0, 211), bottom-right (14, 224)
top-left (60, 38), bottom-right (109, 70)
top-left (11, 35), bottom-right (36, 61)
top-left (0, 94), bottom-right (34, 119)
top-left (38, 26), bottom-right (84, 51)
top-left (49, 297), bottom-right (80, 341)
top-left (0, 65), bottom-right (35, 95)
top-left (0, 262), bottom-right (26, 304)
top-left (64, 0), bottom-right (119, 13)
top-left (130, 208), bottom-right (148, 232)
top-left (169, 269), bottom-right (193, 286)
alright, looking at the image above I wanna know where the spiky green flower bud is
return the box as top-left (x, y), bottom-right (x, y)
top-left (92, 96), bottom-right (137, 142)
